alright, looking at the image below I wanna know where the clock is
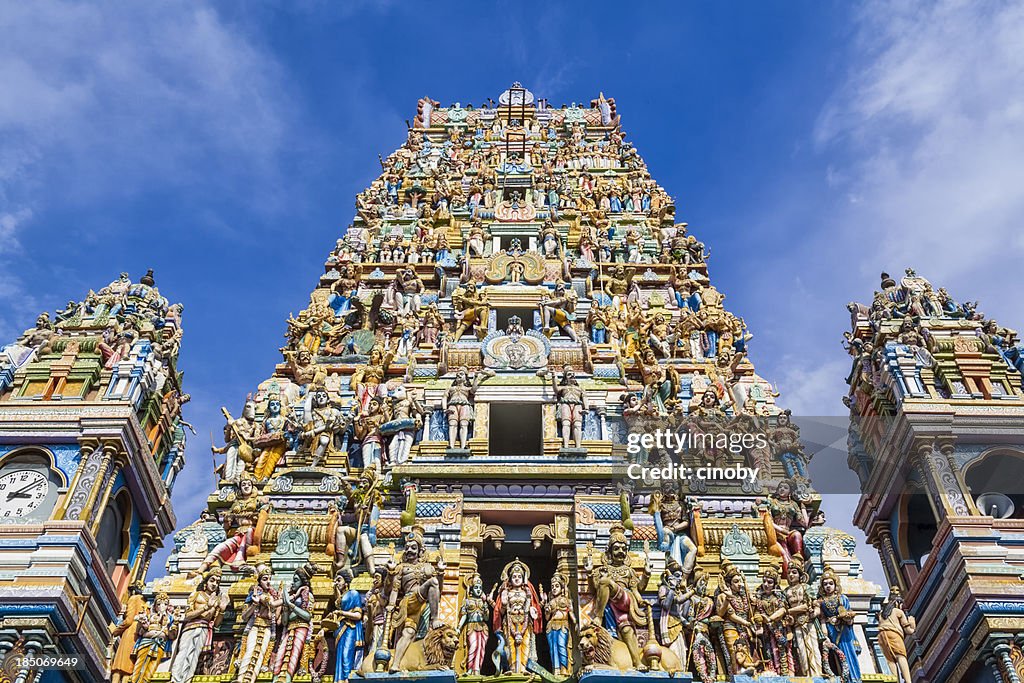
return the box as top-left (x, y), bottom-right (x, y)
top-left (0, 464), bottom-right (61, 522)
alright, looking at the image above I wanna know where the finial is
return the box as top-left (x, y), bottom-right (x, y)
top-left (140, 269), bottom-right (155, 286)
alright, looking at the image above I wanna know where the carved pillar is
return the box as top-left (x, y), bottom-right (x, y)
top-left (130, 525), bottom-right (158, 583)
top-left (988, 654), bottom-right (1010, 683)
top-left (89, 448), bottom-right (127, 534)
top-left (60, 439), bottom-right (108, 521)
top-left (910, 438), bottom-right (970, 518)
top-left (996, 642), bottom-right (1023, 683)
top-left (871, 523), bottom-right (906, 594)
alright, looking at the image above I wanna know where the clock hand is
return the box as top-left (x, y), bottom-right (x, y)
top-left (6, 479), bottom-right (43, 500)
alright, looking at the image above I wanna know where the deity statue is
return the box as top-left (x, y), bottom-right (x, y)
top-left (236, 565), bottom-right (283, 683)
top-left (213, 397), bottom-right (257, 483)
top-left (332, 467), bottom-right (383, 576)
top-left (190, 474), bottom-right (265, 577)
top-left (354, 396), bottom-right (387, 470)
top-left (457, 573), bottom-right (491, 676)
top-left (443, 367), bottom-right (494, 449)
top-left (655, 561), bottom-right (689, 667)
top-left (753, 566), bottom-right (792, 675)
top-left (542, 572), bottom-right (575, 677)
top-left (766, 479), bottom-right (813, 575)
top-left (395, 268), bottom-right (425, 315)
top-left (110, 581), bottom-right (147, 683)
top-left (128, 591), bottom-right (174, 683)
top-left (363, 568), bottom-right (389, 654)
top-left (543, 364), bottom-right (589, 449)
top-left (327, 568), bottom-right (365, 683)
top-left (878, 587), bottom-right (916, 683)
top-left (384, 527), bottom-right (444, 673)
top-left (716, 560), bottom-right (759, 676)
top-left (272, 562), bottom-right (319, 683)
top-left (301, 385), bottom-right (349, 468)
top-left (590, 524), bottom-right (650, 668)
top-left (170, 568), bottom-right (230, 683)
top-left (648, 485), bottom-right (696, 579)
top-left (466, 220), bottom-right (490, 258)
top-left (817, 566), bottom-right (862, 682)
top-left (419, 304), bottom-right (444, 347)
top-left (14, 312), bottom-right (55, 350)
top-left (253, 392), bottom-right (289, 480)
top-left (491, 558), bottom-right (543, 674)
top-left (351, 347), bottom-right (395, 412)
top-left (783, 556), bottom-right (823, 677)
top-left (683, 569), bottom-right (718, 683)
top-left (538, 219), bottom-right (562, 258)
top-left (452, 281), bottom-right (491, 342)
top-left (586, 303), bottom-right (611, 344)
top-left (642, 312), bottom-right (671, 358)
top-left (383, 385), bottom-right (426, 465)
top-left (635, 347), bottom-right (680, 416)
top-left (539, 281), bottom-right (578, 341)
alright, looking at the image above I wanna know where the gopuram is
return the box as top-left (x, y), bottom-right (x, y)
top-left (95, 84), bottom-right (897, 683)
top-left (0, 271), bottom-right (188, 683)
top-left (844, 270), bottom-right (1024, 683)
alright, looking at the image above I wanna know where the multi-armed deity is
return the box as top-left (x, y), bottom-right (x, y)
top-left (123, 85), bottom-right (903, 683)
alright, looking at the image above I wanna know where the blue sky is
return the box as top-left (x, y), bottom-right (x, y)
top-left (3, 1), bottom-right (1023, 585)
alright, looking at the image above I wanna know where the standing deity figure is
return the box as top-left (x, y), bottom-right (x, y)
top-left (878, 588), bottom-right (916, 683)
top-left (754, 566), bottom-right (792, 675)
top-left (396, 268), bottom-right (425, 315)
top-left (542, 572), bottom-right (576, 676)
top-left (601, 265), bottom-right (635, 311)
top-left (354, 396), bottom-right (387, 470)
top-left (491, 558), bottom-right (543, 674)
top-left (539, 219), bottom-right (561, 257)
top-left (783, 557), bottom-right (823, 677)
top-left (385, 528), bottom-right (444, 672)
top-left (272, 562), bottom-right (318, 683)
top-left (191, 474), bottom-right (264, 576)
top-left (544, 365), bottom-right (589, 449)
top-left (452, 281), bottom-right (491, 342)
top-left (539, 281), bottom-right (578, 341)
top-left (466, 220), bottom-right (490, 258)
top-left (590, 524), bottom-right (650, 668)
top-left (766, 479), bottom-right (812, 575)
top-left (684, 569), bottom-right (718, 683)
top-left (110, 581), bottom-right (147, 683)
top-left (457, 573), bottom-right (491, 676)
top-left (363, 569), bottom-right (388, 654)
top-left (129, 592), bottom-right (175, 683)
top-left (328, 568), bottom-right (365, 683)
top-left (656, 561), bottom-right (690, 667)
top-left (170, 568), bottom-right (230, 683)
top-left (236, 565), bottom-right (283, 683)
top-left (384, 385), bottom-right (426, 465)
top-left (214, 397), bottom-right (257, 483)
top-left (301, 385), bottom-right (348, 468)
top-left (333, 468), bottom-right (382, 576)
top-left (419, 304), bottom-right (444, 347)
top-left (716, 560), bottom-right (759, 676)
top-left (649, 485), bottom-right (697, 578)
top-left (817, 566), bottom-right (862, 682)
top-left (443, 367), bottom-right (494, 449)
top-left (351, 347), bottom-right (395, 412)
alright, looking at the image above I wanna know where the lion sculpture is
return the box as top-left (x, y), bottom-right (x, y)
top-left (359, 624), bottom-right (460, 674)
top-left (578, 623), bottom-right (682, 674)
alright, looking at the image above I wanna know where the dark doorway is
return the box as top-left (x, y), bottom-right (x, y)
top-left (496, 306), bottom-right (538, 332)
top-left (489, 403), bottom-right (543, 456)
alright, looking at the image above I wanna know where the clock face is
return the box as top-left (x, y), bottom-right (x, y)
top-left (0, 469), bottom-right (51, 519)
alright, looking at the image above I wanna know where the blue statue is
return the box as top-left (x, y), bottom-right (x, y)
top-left (330, 569), bottom-right (364, 683)
top-left (817, 567), bottom-right (862, 682)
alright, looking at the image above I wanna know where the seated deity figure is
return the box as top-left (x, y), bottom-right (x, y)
top-left (539, 281), bottom-right (578, 341)
top-left (301, 385), bottom-right (349, 469)
top-left (190, 474), bottom-right (265, 577)
top-left (213, 397), bottom-right (257, 483)
top-left (443, 366), bottom-right (494, 449)
top-left (452, 281), bottom-right (491, 342)
top-left (766, 479), bottom-right (813, 575)
top-left (543, 364), bottom-right (589, 449)
top-left (332, 467), bottom-right (382, 576)
top-left (395, 268), bottom-right (424, 315)
top-left (386, 528), bottom-right (444, 672)
top-left (491, 558), bottom-right (543, 674)
top-left (457, 574), bottom-right (491, 676)
top-left (590, 524), bottom-right (650, 668)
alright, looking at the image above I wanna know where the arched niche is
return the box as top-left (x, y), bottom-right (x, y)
top-left (964, 447), bottom-right (1024, 519)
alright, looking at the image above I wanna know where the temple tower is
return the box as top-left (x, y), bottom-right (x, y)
top-left (141, 85), bottom-right (893, 683)
top-left (0, 271), bottom-right (188, 683)
top-left (844, 270), bottom-right (1024, 682)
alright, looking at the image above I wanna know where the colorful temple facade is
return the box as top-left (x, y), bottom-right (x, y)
top-left (0, 271), bottom-right (188, 682)
top-left (844, 271), bottom-right (1024, 682)
top-left (0, 85), bottom-right (909, 682)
